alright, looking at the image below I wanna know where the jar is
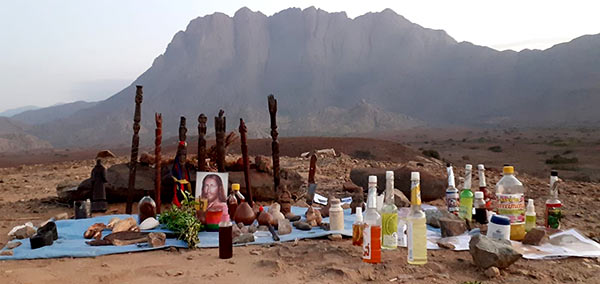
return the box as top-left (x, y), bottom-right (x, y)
top-left (329, 198), bottom-right (344, 231)
top-left (487, 214), bottom-right (511, 240)
top-left (138, 195), bottom-right (156, 224)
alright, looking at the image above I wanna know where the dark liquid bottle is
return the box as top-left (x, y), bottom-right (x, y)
top-left (219, 215), bottom-right (233, 259)
top-left (473, 191), bottom-right (488, 224)
top-left (138, 195), bottom-right (156, 223)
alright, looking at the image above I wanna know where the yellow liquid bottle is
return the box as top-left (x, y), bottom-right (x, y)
top-left (407, 172), bottom-right (427, 265)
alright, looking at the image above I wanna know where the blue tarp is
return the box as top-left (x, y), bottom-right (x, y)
top-left (0, 206), bottom-right (352, 260)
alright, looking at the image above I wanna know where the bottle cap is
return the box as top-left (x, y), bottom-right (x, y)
top-left (551, 170), bottom-right (558, 176)
top-left (368, 175), bottom-right (377, 184)
top-left (331, 198), bottom-right (341, 206)
top-left (503, 166), bottom-right (514, 174)
top-left (411, 172), bottom-right (420, 180)
top-left (491, 214), bottom-right (510, 226)
top-left (474, 191), bottom-right (484, 199)
top-left (477, 164), bottom-right (485, 170)
top-left (232, 183), bottom-right (240, 191)
top-left (386, 171), bottom-right (394, 180)
top-left (465, 164), bottom-right (472, 170)
top-left (355, 207), bottom-right (363, 222)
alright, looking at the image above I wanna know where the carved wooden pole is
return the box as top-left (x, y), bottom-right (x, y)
top-left (268, 94), bottom-right (280, 192)
top-left (215, 110), bottom-right (226, 173)
top-left (239, 118), bottom-right (253, 206)
top-left (154, 113), bottom-right (162, 214)
top-left (197, 114), bottom-right (207, 171)
top-left (176, 116), bottom-right (188, 168)
top-left (126, 85), bottom-right (143, 214)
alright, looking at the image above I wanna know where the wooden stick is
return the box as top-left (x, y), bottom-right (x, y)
top-left (268, 95), bottom-right (280, 193)
top-left (215, 110), bottom-right (226, 173)
top-left (239, 118), bottom-right (253, 206)
top-left (197, 114), bottom-right (207, 171)
top-left (126, 85), bottom-right (143, 214)
top-left (154, 113), bottom-right (162, 213)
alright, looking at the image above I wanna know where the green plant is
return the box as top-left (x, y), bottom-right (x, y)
top-left (422, 149), bottom-right (440, 159)
top-left (545, 155), bottom-right (578, 165)
top-left (159, 192), bottom-right (202, 248)
top-left (488, 145), bottom-right (502, 152)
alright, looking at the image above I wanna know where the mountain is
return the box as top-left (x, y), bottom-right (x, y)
top-left (0, 106), bottom-right (39, 117)
top-left (18, 7), bottom-right (600, 148)
top-left (0, 117), bottom-right (51, 151)
top-left (11, 101), bottom-right (98, 125)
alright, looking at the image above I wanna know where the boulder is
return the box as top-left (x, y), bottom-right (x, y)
top-left (342, 181), bottom-right (362, 193)
top-left (228, 169), bottom-right (303, 201)
top-left (350, 166), bottom-right (446, 201)
top-left (394, 189), bottom-right (410, 208)
top-left (425, 209), bottom-right (459, 228)
top-left (254, 155), bottom-right (272, 173)
top-left (439, 217), bottom-right (467, 237)
top-left (233, 233), bottom-right (255, 244)
top-left (522, 227), bottom-right (547, 246)
top-left (277, 219), bottom-right (292, 235)
top-left (96, 150), bottom-right (116, 159)
top-left (469, 234), bottom-right (522, 269)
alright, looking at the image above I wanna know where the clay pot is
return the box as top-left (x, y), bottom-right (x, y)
top-left (234, 202), bottom-right (256, 225)
top-left (257, 207), bottom-right (276, 226)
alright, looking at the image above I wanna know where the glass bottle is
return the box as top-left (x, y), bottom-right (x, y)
top-left (445, 163), bottom-right (460, 215)
top-left (227, 183), bottom-right (244, 219)
top-left (362, 176), bottom-right (382, 264)
top-left (382, 171), bottom-right (398, 249)
top-left (473, 191), bottom-right (487, 224)
top-left (407, 172), bottom-right (427, 265)
top-left (138, 195), bottom-right (156, 224)
top-left (352, 207), bottom-right (364, 246)
top-left (545, 171), bottom-right (562, 229)
top-left (525, 199), bottom-right (536, 232)
top-left (459, 164), bottom-right (474, 221)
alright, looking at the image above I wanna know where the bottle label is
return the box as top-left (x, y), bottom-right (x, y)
top-left (496, 193), bottom-right (525, 223)
top-left (459, 197), bottom-right (473, 221)
top-left (545, 203), bottom-right (562, 229)
top-left (411, 184), bottom-right (421, 206)
top-left (382, 213), bottom-right (398, 248)
top-left (445, 191), bottom-right (460, 214)
top-left (362, 225), bottom-right (381, 262)
top-left (525, 215), bottom-right (536, 231)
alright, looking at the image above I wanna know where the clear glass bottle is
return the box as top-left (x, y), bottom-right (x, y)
top-left (382, 171), bottom-right (398, 249)
top-left (525, 199), bottom-right (536, 232)
top-left (445, 163), bottom-right (460, 215)
top-left (473, 191), bottom-right (488, 224)
top-left (477, 164), bottom-right (492, 210)
top-left (352, 207), bottom-right (364, 246)
top-left (459, 164), bottom-right (474, 221)
top-left (495, 165), bottom-right (526, 241)
top-left (407, 172), bottom-right (427, 265)
top-left (545, 171), bottom-right (562, 229)
top-left (362, 176), bottom-right (381, 264)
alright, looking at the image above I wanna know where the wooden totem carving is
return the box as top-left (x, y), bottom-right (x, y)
top-left (215, 110), bottom-right (226, 173)
top-left (239, 118), bottom-right (253, 206)
top-left (197, 114), bottom-right (207, 171)
top-left (126, 85), bottom-right (143, 214)
top-left (268, 95), bottom-right (280, 193)
top-left (154, 113), bottom-right (162, 213)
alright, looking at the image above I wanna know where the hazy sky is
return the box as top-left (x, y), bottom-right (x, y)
top-left (1, 0), bottom-right (598, 113)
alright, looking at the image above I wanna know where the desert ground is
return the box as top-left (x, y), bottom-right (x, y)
top-left (1, 133), bottom-right (600, 283)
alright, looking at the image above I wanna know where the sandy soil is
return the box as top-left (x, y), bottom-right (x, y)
top-left (1, 137), bottom-right (600, 283)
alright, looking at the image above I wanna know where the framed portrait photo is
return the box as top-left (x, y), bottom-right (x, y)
top-left (195, 172), bottom-right (229, 213)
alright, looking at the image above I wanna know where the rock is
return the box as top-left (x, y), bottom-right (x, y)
top-left (394, 189), bottom-right (410, 208)
top-left (258, 225), bottom-right (268, 231)
top-left (315, 148), bottom-right (336, 157)
top-left (113, 217), bottom-right (138, 233)
top-left (139, 153), bottom-right (155, 165)
top-left (96, 150), bottom-right (116, 159)
top-left (269, 203), bottom-right (286, 225)
top-left (286, 214), bottom-right (301, 222)
top-left (425, 209), bottom-right (459, 228)
top-left (228, 170), bottom-right (303, 202)
top-left (522, 227), bottom-right (547, 245)
top-left (320, 222), bottom-right (330, 231)
top-left (305, 206), bottom-right (322, 226)
top-left (9, 223), bottom-right (37, 240)
top-left (485, 266), bottom-right (501, 278)
top-left (277, 219), bottom-right (292, 235)
top-left (328, 234), bottom-right (342, 241)
top-left (469, 234), bottom-right (522, 269)
top-left (54, 212), bottom-right (69, 220)
top-left (233, 233), bottom-right (255, 244)
top-left (350, 190), bottom-right (365, 214)
top-left (439, 217), bottom-right (467, 237)
top-left (148, 232), bottom-right (166, 247)
top-left (342, 181), bottom-right (362, 193)
top-left (350, 166), bottom-right (446, 201)
top-left (436, 240), bottom-right (456, 250)
top-left (250, 249), bottom-right (262, 256)
top-left (294, 199), bottom-right (309, 207)
top-left (56, 180), bottom-right (84, 203)
top-left (248, 224), bottom-right (258, 234)
top-left (5, 241), bottom-right (21, 250)
top-left (165, 269), bottom-right (183, 277)
top-left (232, 224), bottom-right (242, 238)
top-left (0, 250), bottom-right (13, 256)
top-left (294, 221), bottom-right (312, 231)
top-left (139, 217), bottom-right (160, 230)
top-left (254, 155), bottom-right (272, 173)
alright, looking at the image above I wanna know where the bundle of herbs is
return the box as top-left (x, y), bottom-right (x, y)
top-left (158, 194), bottom-right (202, 248)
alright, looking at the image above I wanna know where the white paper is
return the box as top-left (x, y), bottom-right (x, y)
top-left (313, 193), bottom-right (352, 205)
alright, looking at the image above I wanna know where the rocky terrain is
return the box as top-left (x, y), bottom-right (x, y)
top-left (0, 137), bottom-right (599, 283)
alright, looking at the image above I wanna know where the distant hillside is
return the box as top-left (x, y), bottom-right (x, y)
top-left (0, 117), bottom-right (51, 151)
top-left (6, 7), bottom-right (600, 149)
top-left (11, 101), bottom-right (97, 125)
top-left (0, 105), bottom-right (39, 117)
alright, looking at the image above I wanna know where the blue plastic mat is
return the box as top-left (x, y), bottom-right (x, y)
top-left (0, 206), bottom-right (352, 260)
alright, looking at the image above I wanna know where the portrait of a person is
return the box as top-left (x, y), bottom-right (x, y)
top-left (200, 174), bottom-right (228, 213)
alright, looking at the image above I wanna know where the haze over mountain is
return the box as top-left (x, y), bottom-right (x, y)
top-left (5, 7), bottom-right (600, 149)
top-left (0, 106), bottom-right (39, 117)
